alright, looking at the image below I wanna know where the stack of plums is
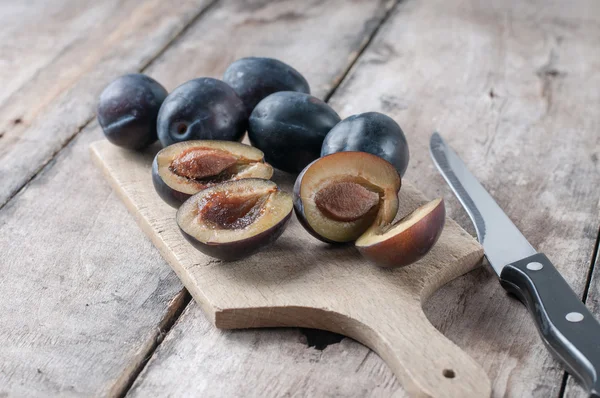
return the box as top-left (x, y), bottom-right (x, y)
top-left (97, 57), bottom-right (445, 266)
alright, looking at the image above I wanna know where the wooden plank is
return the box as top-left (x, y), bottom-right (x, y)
top-left (324, 0), bottom-right (600, 396)
top-left (128, 303), bottom-right (405, 398)
top-left (0, 0), bottom-right (405, 396)
top-left (0, 123), bottom-right (188, 397)
top-left (0, 0), bottom-right (112, 107)
top-left (0, 0), bottom-right (214, 208)
top-left (129, 0), bottom-right (600, 394)
top-left (141, 0), bottom-right (395, 96)
top-left (92, 138), bottom-right (489, 397)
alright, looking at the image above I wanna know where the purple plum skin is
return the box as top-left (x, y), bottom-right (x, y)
top-left (97, 74), bottom-right (167, 150)
top-left (178, 210), bottom-right (292, 261)
top-left (292, 162), bottom-right (339, 244)
top-left (223, 57), bottom-right (310, 116)
top-left (157, 78), bottom-right (247, 147)
top-left (321, 112), bottom-right (410, 177)
top-left (249, 91), bottom-right (341, 173)
top-left (151, 155), bottom-right (192, 208)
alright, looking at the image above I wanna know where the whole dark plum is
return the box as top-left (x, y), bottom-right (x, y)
top-left (248, 92), bottom-right (341, 173)
top-left (223, 57), bottom-right (310, 116)
top-left (157, 78), bottom-right (247, 147)
top-left (97, 74), bottom-right (167, 150)
top-left (321, 112), bottom-right (410, 176)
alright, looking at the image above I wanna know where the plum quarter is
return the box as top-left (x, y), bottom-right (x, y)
top-left (177, 179), bottom-right (293, 261)
top-left (356, 198), bottom-right (445, 268)
top-left (293, 152), bottom-right (401, 243)
top-left (152, 141), bottom-right (273, 208)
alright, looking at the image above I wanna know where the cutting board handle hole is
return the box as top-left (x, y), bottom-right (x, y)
top-left (443, 369), bottom-right (455, 379)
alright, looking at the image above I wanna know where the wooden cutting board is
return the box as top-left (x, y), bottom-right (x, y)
top-left (90, 140), bottom-right (491, 397)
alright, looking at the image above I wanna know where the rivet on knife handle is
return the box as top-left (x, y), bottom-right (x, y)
top-left (430, 132), bottom-right (600, 397)
top-left (501, 253), bottom-right (600, 396)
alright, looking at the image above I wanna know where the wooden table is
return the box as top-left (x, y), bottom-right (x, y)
top-left (1, 0), bottom-right (598, 396)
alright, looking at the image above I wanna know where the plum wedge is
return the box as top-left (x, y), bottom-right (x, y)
top-left (356, 198), bottom-right (445, 268)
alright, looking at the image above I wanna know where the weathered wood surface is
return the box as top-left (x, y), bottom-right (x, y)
top-left (0, 0), bottom-right (407, 396)
top-left (0, 0), bottom-right (598, 396)
top-left (140, 0), bottom-right (395, 96)
top-left (121, 0), bottom-right (600, 396)
top-left (92, 138), bottom-right (489, 398)
top-left (0, 0), bottom-right (215, 209)
top-left (0, 0), bottom-right (124, 106)
top-left (325, 0), bottom-right (600, 396)
top-left (0, 123), bottom-right (188, 397)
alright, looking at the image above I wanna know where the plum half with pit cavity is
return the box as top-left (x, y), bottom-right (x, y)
top-left (293, 152), bottom-right (401, 243)
top-left (223, 57), bottom-right (310, 116)
top-left (152, 141), bottom-right (273, 208)
top-left (356, 198), bottom-right (445, 268)
top-left (157, 78), bottom-right (247, 146)
top-left (176, 179), bottom-right (293, 261)
top-left (97, 74), bottom-right (167, 150)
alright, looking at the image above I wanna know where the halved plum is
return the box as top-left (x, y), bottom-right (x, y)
top-left (152, 141), bottom-right (273, 208)
top-left (356, 198), bottom-right (445, 268)
top-left (176, 179), bottom-right (293, 261)
top-left (294, 152), bottom-right (401, 243)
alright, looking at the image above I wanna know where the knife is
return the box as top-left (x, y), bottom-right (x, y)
top-left (430, 132), bottom-right (600, 397)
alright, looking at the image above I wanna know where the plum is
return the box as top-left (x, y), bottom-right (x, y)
top-left (223, 57), bottom-right (310, 115)
top-left (157, 78), bottom-right (247, 147)
top-left (294, 150), bottom-right (444, 266)
top-left (97, 74), bottom-right (167, 150)
top-left (321, 112), bottom-right (410, 176)
top-left (177, 178), bottom-right (293, 261)
top-left (293, 152), bottom-right (400, 243)
top-left (152, 140), bottom-right (273, 208)
top-left (248, 92), bottom-right (341, 173)
top-left (356, 198), bottom-right (445, 268)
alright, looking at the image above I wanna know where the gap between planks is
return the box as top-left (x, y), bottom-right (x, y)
top-left (560, 226), bottom-right (600, 398)
top-left (113, 1), bottom-right (404, 395)
top-left (0, 0), bottom-right (219, 213)
top-left (580, 227), bottom-right (600, 315)
top-left (322, 0), bottom-right (399, 103)
top-left (6, 0), bottom-right (595, 395)
top-left (0, 0), bottom-right (403, 395)
top-left (112, 289), bottom-right (191, 398)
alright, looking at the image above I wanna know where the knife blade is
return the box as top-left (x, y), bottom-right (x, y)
top-left (430, 132), bottom-right (600, 397)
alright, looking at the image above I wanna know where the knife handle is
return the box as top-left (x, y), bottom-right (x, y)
top-left (500, 253), bottom-right (600, 397)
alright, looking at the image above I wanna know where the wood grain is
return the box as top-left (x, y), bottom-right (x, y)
top-left (325, 0), bottom-right (600, 396)
top-left (2, 0), bottom-right (596, 396)
top-left (128, 303), bottom-right (405, 398)
top-left (0, 0), bottom-right (214, 209)
top-left (92, 138), bottom-right (489, 398)
top-left (0, 0), bottom-right (123, 107)
top-left (0, 123), bottom-right (187, 397)
top-left (142, 0), bottom-right (395, 97)
top-left (0, 0), bottom-right (413, 396)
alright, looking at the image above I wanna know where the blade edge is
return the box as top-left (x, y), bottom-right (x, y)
top-left (429, 132), bottom-right (536, 274)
